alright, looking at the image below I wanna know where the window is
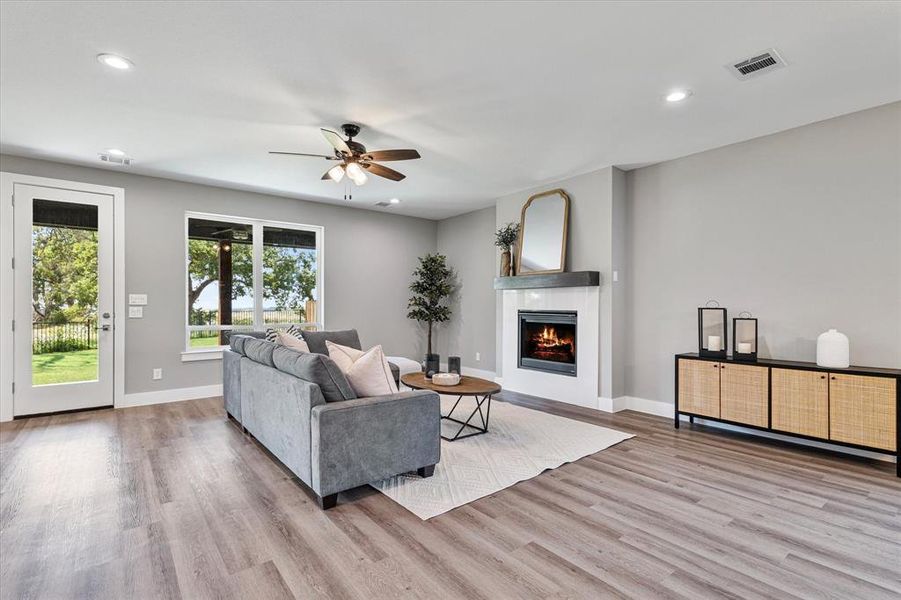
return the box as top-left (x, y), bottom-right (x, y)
top-left (185, 213), bottom-right (323, 354)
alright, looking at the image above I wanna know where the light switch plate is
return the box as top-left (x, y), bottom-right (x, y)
top-left (129, 293), bottom-right (148, 305)
top-left (128, 306), bottom-right (143, 318)
top-left (152, 368), bottom-right (162, 380)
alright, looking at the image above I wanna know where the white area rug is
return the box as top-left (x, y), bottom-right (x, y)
top-left (371, 396), bottom-right (634, 519)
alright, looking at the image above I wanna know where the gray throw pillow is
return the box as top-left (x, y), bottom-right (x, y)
top-left (272, 346), bottom-right (356, 403)
top-left (243, 338), bottom-right (277, 367)
top-left (301, 329), bottom-right (362, 355)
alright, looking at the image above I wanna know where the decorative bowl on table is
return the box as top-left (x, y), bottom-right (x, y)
top-left (432, 372), bottom-right (461, 386)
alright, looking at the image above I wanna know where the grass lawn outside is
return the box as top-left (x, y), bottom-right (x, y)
top-left (32, 349), bottom-right (98, 386)
top-left (190, 335), bottom-right (223, 348)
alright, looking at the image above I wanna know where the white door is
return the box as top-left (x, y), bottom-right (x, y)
top-left (13, 184), bottom-right (115, 415)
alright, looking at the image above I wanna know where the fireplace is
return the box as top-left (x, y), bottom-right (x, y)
top-left (518, 311), bottom-right (577, 376)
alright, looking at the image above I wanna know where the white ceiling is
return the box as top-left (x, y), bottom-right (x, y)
top-left (1, 2), bottom-right (899, 220)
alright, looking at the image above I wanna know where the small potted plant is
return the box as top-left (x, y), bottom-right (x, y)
top-left (495, 222), bottom-right (520, 277)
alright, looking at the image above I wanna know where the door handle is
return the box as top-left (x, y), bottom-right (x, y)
top-left (98, 324), bottom-right (111, 331)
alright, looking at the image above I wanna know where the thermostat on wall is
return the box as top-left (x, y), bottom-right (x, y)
top-left (129, 293), bottom-right (148, 305)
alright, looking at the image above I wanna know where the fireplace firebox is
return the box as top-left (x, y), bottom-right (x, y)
top-left (518, 311), bottom-right (577, 376)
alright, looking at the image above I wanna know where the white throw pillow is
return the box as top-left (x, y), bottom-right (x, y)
top-left (327, 341), bottom-right (398, 397)
top-left (276, 331), bottom-right (310, 353)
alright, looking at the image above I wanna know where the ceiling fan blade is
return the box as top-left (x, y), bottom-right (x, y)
top-left (321, 169), bottom-right (334, 180)
top-left (269, 151), bottom-right (338, 159)
top-left (364, 162), bottom-right (406, 181)
top-left (321, 129), bottom-right (352, 155)
top-left (362, 149), bottom-right (421, 161)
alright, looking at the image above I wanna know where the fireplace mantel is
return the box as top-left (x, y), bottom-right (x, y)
top-left (494, 271), bottom-right (601, 290)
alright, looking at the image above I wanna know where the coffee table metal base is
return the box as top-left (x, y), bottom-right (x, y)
top-left (441, 394), bottom-right (492, 441)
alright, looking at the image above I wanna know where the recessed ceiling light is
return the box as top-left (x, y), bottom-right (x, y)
top-left (665, 89), bottom-right (692, 103)
top-left (106, 148), bottom-right (126, 156)
top-left (389, 198), bottom-right (401, 204)
top-left (97, 53), bottom-right (134, 70)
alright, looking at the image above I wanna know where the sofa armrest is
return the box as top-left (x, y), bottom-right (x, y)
top-left (310, 390), bottom-right (440, 497)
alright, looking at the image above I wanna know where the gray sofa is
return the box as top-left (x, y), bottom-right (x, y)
top-left (223, 330), bottom-right (439, 509)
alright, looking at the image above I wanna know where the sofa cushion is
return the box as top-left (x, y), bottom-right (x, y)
top-left (272, 346), bottom-right (356, 403)
top-left (266, 324), bottom-right (304, 343)
top-left (326, 342), bottom-right (399, 397)
top-left (276, 331), bottom-right (311, 352)
top-left (244, 338), bottom-right (277, 367)
top-left (229, 334), bottom-right (250, 356)
top-left (301, 329), bottom-right (362, 355)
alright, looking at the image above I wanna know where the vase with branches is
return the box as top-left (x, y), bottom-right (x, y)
top-left (495, 222), bottom-right (520, 276)
top-left (407, 253), bottom-right (453, 374)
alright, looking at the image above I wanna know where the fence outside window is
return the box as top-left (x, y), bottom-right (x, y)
top-left (32, 321), bottom-right (97, 354)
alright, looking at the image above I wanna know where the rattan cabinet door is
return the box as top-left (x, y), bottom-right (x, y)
top-left (678, 359), bottom-right (720, 418)
top-left (771, 368), bottom-right (829, 439)
top-left (720, 363), bottom-right (769, 427)
top-left (829, 374), bottom-right (897, 451)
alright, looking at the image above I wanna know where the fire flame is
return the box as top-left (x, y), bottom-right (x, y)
top-left (536, 326), bottom-right (567, 348)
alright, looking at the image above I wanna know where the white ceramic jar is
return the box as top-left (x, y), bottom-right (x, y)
top-left (816, 329), bottom-right (850, 368)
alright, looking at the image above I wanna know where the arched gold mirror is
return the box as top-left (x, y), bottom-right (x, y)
top-left (516, 189), bottom-right (569, 274)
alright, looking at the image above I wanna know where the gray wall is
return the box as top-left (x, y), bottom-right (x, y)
top-left (435, 206), bottom-right (497, 371)
top-left (624, 101), bottom-right (901, 405)
top-left (0, 154), bottom-right (437, 395)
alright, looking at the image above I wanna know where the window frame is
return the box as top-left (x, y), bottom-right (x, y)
top-left (183, 211), bottom-right (325, 359)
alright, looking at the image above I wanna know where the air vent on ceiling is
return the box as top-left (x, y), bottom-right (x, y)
top-left (99, 153), bottom-right (133, 166)
top-left (727, 48), bottom-right (786, 80)
top-left (374, 201), bottom-right (392, 207)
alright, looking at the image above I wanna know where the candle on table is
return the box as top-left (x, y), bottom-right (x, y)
top-left (737, 342), bottom-right (752, 354)
top-left (707, 335), bottom-right (721, 351)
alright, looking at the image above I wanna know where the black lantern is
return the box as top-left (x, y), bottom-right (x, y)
top-left (448, 356), bottom-right (461, 375)
top-left (732, 312), bottom-right (758, 362)
top-left (698, 301), bottom-right (727, 359)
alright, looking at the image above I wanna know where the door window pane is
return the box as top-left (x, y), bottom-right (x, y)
top-left (262, 226), bottom-right (318, 326)
top-left (31, 200), bottom-right (98, 385)
top-left (187, 218), bottom-right (254, 345)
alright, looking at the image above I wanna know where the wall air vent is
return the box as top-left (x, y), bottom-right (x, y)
top-left (727, 48), bottom-right (786, 80)
top-left (99, 153), bottom-right (132, 166)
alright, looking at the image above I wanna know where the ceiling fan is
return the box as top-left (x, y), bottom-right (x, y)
top-left (270, 123), bottom-right (421, 186)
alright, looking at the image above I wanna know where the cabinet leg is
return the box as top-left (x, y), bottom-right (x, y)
top-left (674, 413), bottom-right (680, 429)
top-left (689, 415), bottom-right (695, 424)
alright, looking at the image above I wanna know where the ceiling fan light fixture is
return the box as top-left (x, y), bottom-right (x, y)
top-left (327, 164), bottom-right (345, 182)
top-left (346, 162), bottom-right (367, 185)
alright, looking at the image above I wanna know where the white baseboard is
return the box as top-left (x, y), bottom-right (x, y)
top-left (119, 384), bottom-right (222, 409)
top-left (438, 362), bottom-right (496, 381)
top-left (597, 395), bottom-right (672, 417)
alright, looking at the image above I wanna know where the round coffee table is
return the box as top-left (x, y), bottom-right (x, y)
top-left (401, 372), bottom-right (502, 441)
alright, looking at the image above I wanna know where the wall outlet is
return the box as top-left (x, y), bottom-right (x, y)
top-left (128, 306), bottom-right (143, 318)
top-left (476, 352), bottom-right (481, 362)
top-left (152, 368), bottom-right (162, 380)
top-left (613, 270), bottom-right (619, 283)
top-left (129, 293), bottom-right (148, 305)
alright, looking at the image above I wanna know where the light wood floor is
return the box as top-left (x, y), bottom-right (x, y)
top-left (1, 393), bottom-right (899, 600)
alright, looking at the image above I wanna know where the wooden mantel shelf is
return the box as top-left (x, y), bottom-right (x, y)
top-left (494, 271), bottom-right (601, 290)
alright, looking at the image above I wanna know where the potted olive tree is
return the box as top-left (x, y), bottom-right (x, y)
top-left (495, 222), bottom-right (520, 277)
top-left (407, 253), bottom-right (453, 378)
